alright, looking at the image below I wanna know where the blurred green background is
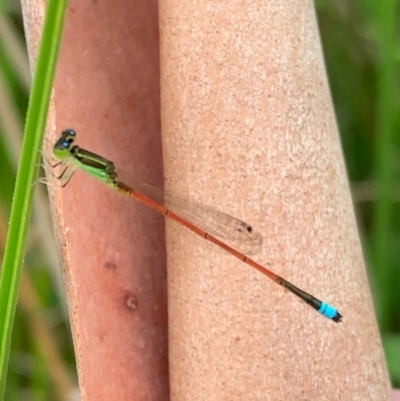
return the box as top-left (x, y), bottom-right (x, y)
top-left (0, 0), bottom-right (399, 399)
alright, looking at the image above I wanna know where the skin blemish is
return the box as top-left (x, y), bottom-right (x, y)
top-left (124, 292), bottom-right (137, 311)
top-left (104, 261), bottom-right (117, 270)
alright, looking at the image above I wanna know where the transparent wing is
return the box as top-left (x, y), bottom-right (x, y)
top-left (119, 171), bottom-right (263, 256)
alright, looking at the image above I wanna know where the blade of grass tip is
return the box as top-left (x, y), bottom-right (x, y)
top-left (0, 0), bottom-right (69, 398)
top-left (371, 0), bottom-right (398, 330)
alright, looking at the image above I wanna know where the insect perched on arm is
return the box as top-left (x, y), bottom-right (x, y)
top-left (51, 129), bottom-right (342, 323)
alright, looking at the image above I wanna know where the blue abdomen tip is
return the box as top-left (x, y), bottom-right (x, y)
top-left (318, 302), bottom-right (338, 320)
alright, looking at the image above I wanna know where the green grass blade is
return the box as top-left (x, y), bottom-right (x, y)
top-left (0, 1), bottom-right (69, 398)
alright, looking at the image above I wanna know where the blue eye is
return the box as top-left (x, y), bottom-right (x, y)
top-left (62, 141), bottom-right (69, 148)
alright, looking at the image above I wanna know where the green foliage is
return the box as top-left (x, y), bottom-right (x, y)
top-left (318, 0), bottom-right (400, 387)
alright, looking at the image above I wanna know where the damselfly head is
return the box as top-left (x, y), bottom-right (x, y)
top-left (53, 129), bottom-right (77, 159)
